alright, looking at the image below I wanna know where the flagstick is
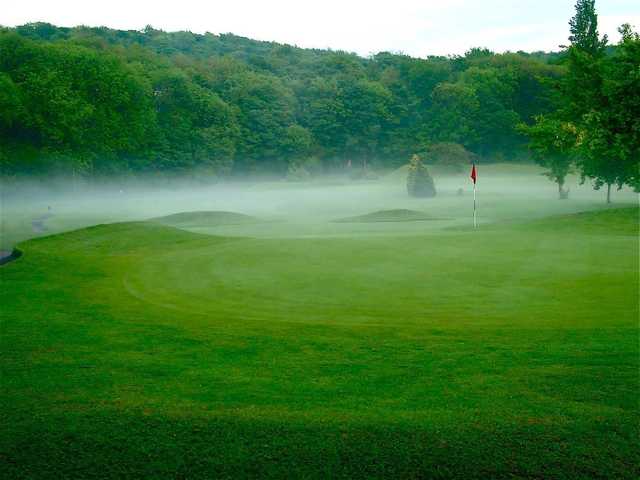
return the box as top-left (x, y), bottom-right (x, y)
top-left (473, 182), bottom-right (477, 228)
top-left (470, 163), bottom-right (478, 228)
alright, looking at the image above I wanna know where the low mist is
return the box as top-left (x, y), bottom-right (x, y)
top-left (2, 163), bottom-right (637, 252)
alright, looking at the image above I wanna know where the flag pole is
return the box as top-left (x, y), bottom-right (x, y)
top-left (470, 163), bottom-right (477, 228)
top-left (473, 182), bottom-right (477, 228)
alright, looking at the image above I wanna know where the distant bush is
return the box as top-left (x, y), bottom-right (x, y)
top-left (407, 154), bottom-right (436, 197)
top-left (427, 143), bottom-right (474, 172)
top-left (286, 162), bottom-right (312, 181)
top-left (286, 156), bottom-right (322, 181)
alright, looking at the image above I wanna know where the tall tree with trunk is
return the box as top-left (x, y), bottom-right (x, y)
top-left (519, 117), bottom-right (576, 199)
top-left (576, 25), bottom-right (640, 200)
top-left (524, 0), bottom-right (639, 202)
top-left (565, 0), bottom-right (639, 202)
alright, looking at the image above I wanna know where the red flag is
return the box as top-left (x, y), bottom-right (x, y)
top-left (470, 164), bottom-right (477, 184)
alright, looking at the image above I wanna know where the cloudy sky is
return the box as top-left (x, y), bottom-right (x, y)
top-left (3, 0), bottom-right (639, 57)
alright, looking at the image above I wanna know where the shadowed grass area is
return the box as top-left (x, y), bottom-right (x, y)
top-left (3, 410), bottom-right (636, 479)
top-left (1, 207), bottom-right (638, 478)
top-left (333, 209), bottom-right (442, 223)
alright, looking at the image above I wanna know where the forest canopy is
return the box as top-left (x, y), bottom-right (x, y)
top-left (0, 22), bottom-right (570, 178)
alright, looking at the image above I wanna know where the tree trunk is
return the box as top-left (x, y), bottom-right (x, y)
top-left (606, 183), bottom-right (612, 204)
top-left (558, 180), bottom-right (569, 200)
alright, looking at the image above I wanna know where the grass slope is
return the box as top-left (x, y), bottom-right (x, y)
top-left (152, 210), bottom-right (258, 228)
top-left (1, 208), bottom-right (638, 478)
top-left (333, 209), bottom-right (440, 223)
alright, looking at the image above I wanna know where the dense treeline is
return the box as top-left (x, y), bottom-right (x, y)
top-left (0, 21), bottom-right (580, 178)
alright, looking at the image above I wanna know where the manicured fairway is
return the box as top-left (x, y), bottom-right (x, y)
top-left (1, 204), bottom-right (638, 478)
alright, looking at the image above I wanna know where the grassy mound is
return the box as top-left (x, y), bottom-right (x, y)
top-left (151, 210), bottom-right (257, 227)
top-left (333, 209), bottom-right (439, 223)
top-left (1, 207), bottom-right (638, 478)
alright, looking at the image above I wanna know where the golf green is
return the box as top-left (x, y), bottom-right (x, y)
top-left (1, 204), bottom-right (638, 478)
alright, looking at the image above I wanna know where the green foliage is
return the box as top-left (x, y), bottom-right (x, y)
top-left (519, 117), bottom-right (576, 198)
top-left (576, 25), bottom-right (640, 194)
top-left (0, 33), bottom-right (158, 174)
top-left (568, 0), bottom-right (608, 55)
top-left (1, 23), bottom-right (567, 177)
top-left (427, 142), bottom-right (474, 172)
top-left (521, 1), bottom-right (639, 201)
top-left (281, 125), bottom-right (314, 162)
top-left (426, 82), bottom-right (480, 148)
top-left (407, 154), bottom-right (436, 198)
top-left (286, 155), bottom-right (322, 181)
top-left (152, 72), bottom-right (237, 172)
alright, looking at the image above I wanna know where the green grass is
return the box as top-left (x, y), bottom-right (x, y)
top-left (152, 210), bottom-right (259, 228)
top-left (333, 208), bottom-right (442, 223)
top-left (1, 204), bottom-right (638, 478)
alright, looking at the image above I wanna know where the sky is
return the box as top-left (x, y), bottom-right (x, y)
top-left (3, 0), bottom-right (639, 57)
